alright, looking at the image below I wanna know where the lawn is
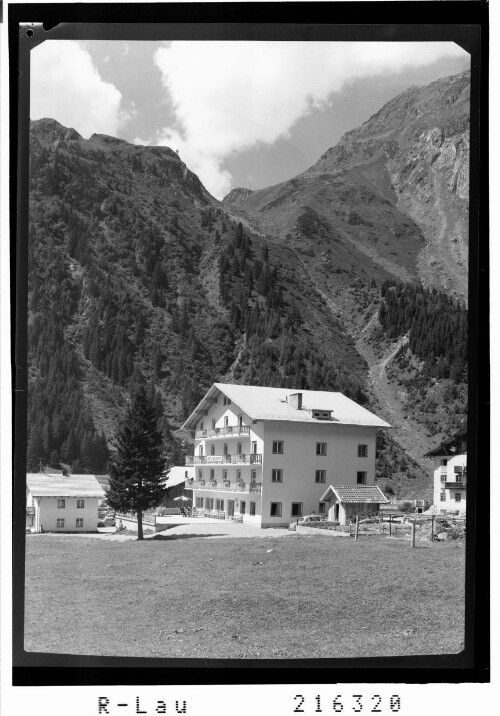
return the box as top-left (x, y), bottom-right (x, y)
top-left (24, 533), bottom-right (465, 659)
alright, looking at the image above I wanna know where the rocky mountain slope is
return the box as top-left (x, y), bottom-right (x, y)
top-left (26, 71), bottom-right (469, 499)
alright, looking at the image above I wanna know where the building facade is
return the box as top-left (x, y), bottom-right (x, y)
top-left (425, 426), bottom-right (467, 515)
top-left (182, 384), bottom-right (390, 528)
top-left (26, 473), bottom-right (105, 532)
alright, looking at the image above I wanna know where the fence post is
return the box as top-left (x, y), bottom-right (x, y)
top-left (355, 515), bottom-right (359, 541)
top-left (411, 521), bottom-right (416, 548)
top-left (431, 515), bottom-right (435, 541)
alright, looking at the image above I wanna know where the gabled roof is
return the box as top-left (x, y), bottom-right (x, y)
top-left (26, 473), bottom-right (105, 498)
top-left (320, 484), bottom-right (388, 504)
top-left (424, 426), bottom-right (467, 457)
top-left (182, 383), bottom-right (390, 430)
top-left (166, 466), bottom-right (194, 488)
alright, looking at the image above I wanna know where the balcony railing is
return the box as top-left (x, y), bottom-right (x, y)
top-left (445, 481), bottom-right (467, 490)
top-left (195, 425), bottom-right (250, 439)
top-left (26, 506), bottom-right (35, 515)
top-left (187, 480), bottom-right (262, 494)
top-left (186, 453), bottom-right (262, 466)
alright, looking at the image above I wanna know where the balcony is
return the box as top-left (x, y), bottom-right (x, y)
top-left (26, 506), bottom-right (35, 515)
top-left (195, 425), bottom-right (250, 439)
top-left (187, 480), bottom-right (262, 494)
top-left (445, 481), bottom-right (467, 490)
top-left (186, 453), bottom-right (262, 466)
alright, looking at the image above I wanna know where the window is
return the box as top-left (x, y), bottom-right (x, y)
top-left (198, 469), bottom-right (203, 479)
top-left (315, 470), bottom-right (326, 483)
top-left (57, 499), bottom-right (65, 509)
top-left (56, 518), bottom-right (65, 528)
top-left (196, 497), bottom-right (204, 508)
top-left (440, 474), bottom-right (446, 482)
top-left (238, 415), bottom-right (243, 427)
top-left (205, 498), bottom-right (214, 510)
top-left (250, 502), bottom-right (256, 516)
top-left (291, 503), bottom-right (303, 517)
top-left (313, 410), bottom-right (331, 420)
top-left (210, 469), bottom-right (215, 480)
top-left (318, 502), bottom-right (326, 514)
top-left (251, 470), bottom-right (257, 483)
top-left (441, 459), bottom-right (448, 466)
top-left (199, 445), bottom-right (204, 456)
top-left (272, 441), bottom-right (284, 454)
top-left (236, 470), bottom-right (242, 481)
top-left (224, 416), bottom-right (229, 427)
top-left (240, 501), bottom-right (246, 514)
top-left (200, 421), bottom-right (204, 430)
top-left (252, 441), bottom-right (257, 454)
top-left (223, 396), bottom-right (231, 405)
top-left (76, 499), bottom-right (84, 509)
top-left (76, 518), bottom-right (83, 528)
top-left (210, 444), bottom-right (215, 455)
top-left (440, 491), bottom-right (446, 502)
top-left (272, 469), bottom-right (283, 483)
top-left (316, 443), bottom-right (327, 456)
top-left (215, 499), bottom-right (225, 510)
top-left (356, 471), bottom-right (367, 484)
top-left (270, 502), bottom-right (282, 517)
top-left (455, 493), bottom-right (462, 503)
top-left (223, 443), bottom-right (228, 455)
top-left (223, 469), bottom-right (228, 480)
top-left (358, 444), bottom-right (368, 457)
top-left (211, 418), bottom-right (216, 429)
top-left (237, 442), bottom-right (242, 454)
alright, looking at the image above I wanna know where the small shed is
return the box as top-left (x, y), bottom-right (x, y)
top-left (320, 484), bottom-right (388, 525)
top-left (26, 473), bottom-right (105, 532)
top-left (161, 466), bottom-right (194, 509)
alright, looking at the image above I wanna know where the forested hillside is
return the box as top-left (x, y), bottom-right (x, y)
top-left (26, 72), bottom-right (469, 499)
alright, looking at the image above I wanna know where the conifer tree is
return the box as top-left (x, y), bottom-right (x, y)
top-left (107, 387), bottom-right (167, 540)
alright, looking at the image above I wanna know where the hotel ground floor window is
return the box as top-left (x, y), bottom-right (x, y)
top-left (291, 503), bottom-right (302, 517)
top-left (240, 501), bottom-right (246, 514)
top-left (215, 499), bottom-right (225, 511)
top-left (270, 502), bottom-right (282, 517)
top-left (250, 502), bottom-right (256, 516)
top-left (76, 518), bottom-right (83, 528)
top-left (56, 518), bottom-right (64, 528)
top-left (205, 498), bottom-right (214, 510)
top-left (196, 497), bottom-right (204, 508)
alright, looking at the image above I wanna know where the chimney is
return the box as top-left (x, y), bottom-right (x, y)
top-left (289, 392), bottom-right (303, 410)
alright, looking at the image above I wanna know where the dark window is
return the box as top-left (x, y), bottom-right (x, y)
top-left (316, 443), bottom-right (327, 456)
top-left (455, 493), bottom-right (462, 503)
top-left (272, 469), bottom-right (283, 483)
top-left (319, 503), bottom-right (326, 514)
top-left (270, 502), bottom-right (282, 517)
top-left (291, 503), bottom-right (302, 517)
top-left (250, 502), bottom-right (256, 516)
top-left (272, 441), bottom-right (284, 454)
top-left (315, 470), bottom-right (326, 483)
top-left (76, 499), bottom-right (84, 509)
top-left (240, 501), bottom-right (246, 514)
top-left (358, 444), bottom-right (368, 457)
top-left (356, 471), bottom-right (367, 484)
top-left (57, 499), bottom-right (65, 509)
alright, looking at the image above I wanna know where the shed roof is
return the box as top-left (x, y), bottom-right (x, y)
top-left (320, 484), bottom-right (388, 504)
top-left (165, 466), bottom-right (194, 488)
top-left (26, 473), bottom-right (105, 498)
top-left (182, 383), bottom-right (390, 430)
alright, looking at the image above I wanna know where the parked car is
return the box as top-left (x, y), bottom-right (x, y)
top-left (289, 514), bottom-right (326, 531)
top-left (98, 516), bottom-right (116, 527)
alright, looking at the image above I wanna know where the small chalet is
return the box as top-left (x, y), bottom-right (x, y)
top-left (425, 426), bottom-right (467, 515)
top-left (161, 466), bottom-right (194, 510)
top-left (320, 484), bottom-right (388, 524)
top-left (26, 473), bottom-right (105, 532)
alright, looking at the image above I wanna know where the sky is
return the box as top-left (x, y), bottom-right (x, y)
top-left (30, 40), bottom-right (470, 199)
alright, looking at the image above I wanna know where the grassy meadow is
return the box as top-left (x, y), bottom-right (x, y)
top-left (24, 533), bottom-right (465, 659)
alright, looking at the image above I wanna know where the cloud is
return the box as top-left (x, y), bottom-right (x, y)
top-left (31, 40), bottom-right (128, 138)
top-left (154, 41), bottom-right (469, 198)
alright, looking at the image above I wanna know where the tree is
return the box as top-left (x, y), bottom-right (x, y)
top-left (107, 387), bottom-right (167, 540)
